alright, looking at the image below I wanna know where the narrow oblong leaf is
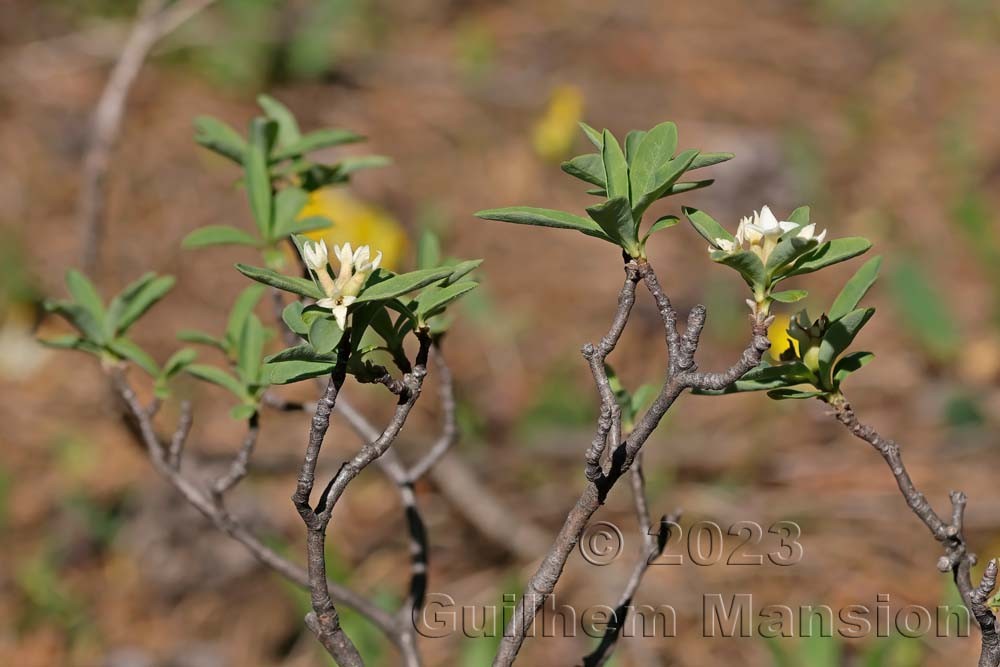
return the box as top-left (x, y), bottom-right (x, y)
top-left (257, 94), bottom-right (301, 146)
top-left (194, 116), bottom-right (246, 164)
top-left (237, 314), bottom-right (265, 383)
top-left (246, 117), bottom-right (277, 236)
top-left (475, 206), bottom-right (612, 242)
top-left (770, 289), bottom-right (808, 303)
top-left (271, 129), bottom-right (364, 161)
top-left (46, 301), bottom-right (104, 342)
top-left (177, 329), bottom-right (226, 350)
top-left (226, 283), bottom-right (266, 347)
top-left (66, 270), bottom-right (105, 323)
top-left (662, 180), bottom-right (714, 197)
top-left (579, 122), bottom-right (604, 149)
top-left (416, 281), bottom-right (478, 319)
top-left (235, 264), bottom-right (323, 300)
top-left (586, 197), bottom-right (636, 250)
top-left (282, 216), bottom-right (331, 236)
top-left (182, 225), bottom-right (260, 248)
top-left (632, 150), bottom-right (698, 217)
top-left (767, 388), bottom-right (827, 400)
top-left (781, 237), bottom-right (872, 279)
top-left (642, 215), bottom-right (680, 244)
top-left (308, 315), bottom-right (344, 355)
top-left (270, 187), bottom-right (310, 239)
top-left (336, 155), bottom-right (391, 175)
top-left (833, 351), bottom-right (875, 385)
top-left (186, 364), bottom-right (248, 399)
top-left (629, 121), bottom-right (677, 201)
top-left (766, 236), bottom-right (817, 275)
top-left (601, 129), bottom-right (630, 201)
top-left (684, 206), bottom-right (736, 247)
top-left (417, 230), bottom-right (442, 270)
top-left (108, 338), bottom-right (159, 376)
top-left (113, 276), bottom-right (175, 336)
top-left (354, 267), bottom-right (453, 304)
top-left (264, 344), bottom-right (337, 364)
top-left (560, 153), bottom-right (605, 187)
top-left (818, 307), bottom-right (875, 386)
top-left (161, 348), bottom-right (197, 380)
top-left (624, 129), bottom-right (647, 163)
top-left (714, 250), bottom-right (766, 288)
top-left (282, 301), bottom-right (309, 336)
top-left (262, 358), bottom-right (338, 385)
top-left (829, 256), bottom-right (882, 322)
top-left (787, 206), bottom-right (810, 225)
top-left (443, 259), bottom-right (483, 286)
top-left (688, 152), bottom-right (734, 170)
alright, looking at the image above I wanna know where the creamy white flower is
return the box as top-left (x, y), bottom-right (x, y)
top-left (302, 239), bottom-right (329, 271)
top-left (796, 223), bottom-right (827, 244)
top-left (312, 243), bottom-right (382, 328)
top-left (745, 205), bottom-right (798, 240)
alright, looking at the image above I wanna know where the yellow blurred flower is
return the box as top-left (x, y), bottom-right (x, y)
top-left (532, 85), bottom-right (585, 163)
top-left (298, 188), bottom-right (408, 271)
top-left (767, 314), bottom-right (798, 361)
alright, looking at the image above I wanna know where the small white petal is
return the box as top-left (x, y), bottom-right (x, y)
top-left (796, 223), bottom-right (816, 239)
top-left (715, 238), bottom-right (736, 253)
top-left (331, 305), bottom-right (348, 330)
top-left (758, 206), bottom-right (779, 231)
top-left (341, 295), bottom-right (357, 307)
top-left (815, 229), bottom-right (827, 243)
top-left (317, 297), bottom-right (337, 309)
top-left (778, 221), bottom-right (799, 233)
top-left (370, 251), bottom-right (382, 271)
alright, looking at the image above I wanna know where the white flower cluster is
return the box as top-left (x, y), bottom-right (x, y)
top-left (302, 240), bottom-right (382, 329)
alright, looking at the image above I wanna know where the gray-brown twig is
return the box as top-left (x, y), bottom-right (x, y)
top-left (492, 258), bottom-right (771, 666)
top-left (78, 0), bottom-right (216, 271)
top-left (829, 393), bottom-right (1000, 667)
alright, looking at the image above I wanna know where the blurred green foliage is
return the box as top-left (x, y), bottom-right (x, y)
top-left (887, 258), bottom-right (960, 364)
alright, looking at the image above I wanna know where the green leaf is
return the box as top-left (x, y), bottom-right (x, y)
top-left (787, 206), bottom-right (810, 225)
top-left (225, 283), bottom-right (266, 348)
top-left (833, 351), bottom-right (874, 385)
top-left (780, 237), bottom-right (872, 279)
top-left (45, 301), bottom-right (103, 342)
top-left (688, 152), bottom-right (734, 170)
top-left (336, 155), bottom-right (391, 176)
top-left (355, 268), bottom-right (453, 304)
top-left (161, 348), bottom-right (197, 380)
top-left (107, 338), bottom-right (159, 376)
top-left (177, 329), bottom-right (226, 350)
top-left (230, 404), bottom-right (258, 420)
top-left (628, 122), bottom-right (677, 203)
top-left (829, 256), bottom-right (882, 321)
top-left (770, 289), bottom-right (808, 303)
top-left (417, 230), bottom-right (442, 270)
top-left (187, 364), bottom-right (248, 399)
top-left (767, 388), bottom-right (827, 400)
top-left (579, 122), bottom-right (603, 149)
top-left (415, 281), bottom-right (478, 319)
top-left (818, 307), bottom-right (875, 387)
top-left (632, 150), bottom-right (698, 218)
top-left (112, 275), bottom-right (175, 336)
top-left (38, 334), bottom-right (84, 350)
top-left (262, 358), bottom-right (338, 385)
top-left (683, 206), bottom-right (736, 247)
top-left (282, 301), bottom-right (309, 336)
top-left (257, 94), bottom-right (301, 146)
top-left (66, 270), bottom-right (105, 323)
top-left (662, 180), bottom-right (714, 197)
top-left (443, 259), bottom-right (483, 286)
top-left (280, 216), bottom-right (331, 236)
top-left (766, 236), bottom-right (817, 275)
top-left (475, 207), bottom-right (612, 242)
top-left (642, 215), bottom-right (680, 244)
top-left (271, 129), bottom-right (364, 161)
top-left (308, 315), bottom-right (344, 354)
top-left (235, 264), bottom-right (323, 300)
top-left (182, 225), bottom-right (260, 249)
top-left (714, 250), bottom-right (765, 288)
top-left (261, 344), bottom-right (338, 384)
top-left (194, 116), bottom-right (246, 164)
top-left (246, 117), bottom-right (278, 236)
top-left (560, 153), bottom-right (605, 187)
top-left (586, 197), bottom-right (637, 251)
top-left (270, 187), bottom-right (310, 239)
top-left (624, 130), bottom-right (647, 164)
top-left (237, 314), bottom-right (265, 384)
top-left (601, 129), bottom-right (630, 201)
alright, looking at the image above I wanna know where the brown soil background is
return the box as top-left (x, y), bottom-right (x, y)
top-left (3, 1), bottom-right (1000, 665)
